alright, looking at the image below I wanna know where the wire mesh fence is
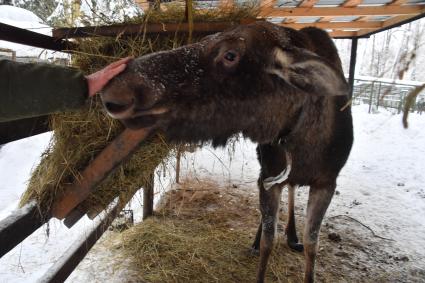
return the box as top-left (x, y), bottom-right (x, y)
top-left (352, 77), bottom-right (425, 115)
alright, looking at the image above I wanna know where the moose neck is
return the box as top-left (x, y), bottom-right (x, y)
top-left (163, 90), bottom-right (308, 147)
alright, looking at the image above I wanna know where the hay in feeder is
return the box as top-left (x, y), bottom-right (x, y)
top-left (19, 5), bottom-right (260, 218)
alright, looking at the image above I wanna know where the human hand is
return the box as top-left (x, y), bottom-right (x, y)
top-left (85, 57), bottom-right (133, 97)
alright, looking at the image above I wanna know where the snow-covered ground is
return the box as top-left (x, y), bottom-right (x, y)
top-left (0, 104), bottom-right (424, 282)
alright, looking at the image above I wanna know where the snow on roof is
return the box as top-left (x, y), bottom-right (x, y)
top-left (0, 5), bottom-right (65, 59)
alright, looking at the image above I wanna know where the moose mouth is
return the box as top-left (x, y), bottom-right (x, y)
top-left (119, 106), bottom-right (169, 129)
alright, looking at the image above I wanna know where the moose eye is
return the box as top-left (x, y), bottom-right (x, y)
top-left (224, 50), bottom-right (238, 62)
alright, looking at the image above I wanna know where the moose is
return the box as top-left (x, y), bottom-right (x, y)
top-left (101, 22), bottom-right (353, 283)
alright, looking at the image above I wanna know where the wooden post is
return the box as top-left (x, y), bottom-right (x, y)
top-left (348, 37), bottom-right (358, 98)
top-left (143, 172), bottom-right (155, 219)
top-left (175, 146), bottom-right (181, 184)
top-left (185, 0), bottom-right (194, 43)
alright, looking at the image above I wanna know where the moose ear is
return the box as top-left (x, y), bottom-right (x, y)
top-left (268, 48), bottom-right (349, 96)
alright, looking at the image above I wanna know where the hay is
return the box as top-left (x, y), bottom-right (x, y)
top-left (20, 5), bottom-right (259, 217)
top-left (118, 179), bottom-right (304, 283)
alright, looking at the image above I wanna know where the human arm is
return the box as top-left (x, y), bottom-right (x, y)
top-left (0, 58), bottom-right (130, 123)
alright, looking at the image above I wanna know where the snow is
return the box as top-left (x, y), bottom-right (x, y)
top-left (1, 104), bottom-right (425, 281)
top-left (0, 5), bottom-right (64, 59)
top-left (48, 1), bottom-right (142, 26)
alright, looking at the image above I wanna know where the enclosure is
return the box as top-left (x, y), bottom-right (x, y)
top-left (0, 0), bottom-right (425, 282)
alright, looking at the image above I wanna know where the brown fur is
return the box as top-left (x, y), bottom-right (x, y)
top-left (101, 22), bottom-right (353, 283)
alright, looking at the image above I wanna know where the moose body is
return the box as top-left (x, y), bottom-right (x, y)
top-left (101, 22), bottom-right (353, 283)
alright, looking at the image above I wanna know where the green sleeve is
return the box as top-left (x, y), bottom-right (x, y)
top-left (0, 60), bottom-right (89, 123)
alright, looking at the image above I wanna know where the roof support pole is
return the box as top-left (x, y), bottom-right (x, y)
top-left (348, 37), bottom-right (358, 98)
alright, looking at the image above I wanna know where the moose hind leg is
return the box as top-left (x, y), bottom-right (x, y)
top-left (286, 184), bottom-right (303, 252)
top-left (303, 182), bottom-right (336, 283)
top-left (256, 184), bottom-right (282, 283)
top-left (251, 222), bottom-right (262, 253)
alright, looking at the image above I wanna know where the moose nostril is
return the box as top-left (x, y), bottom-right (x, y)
top-left (105, 101), bottom-right (133, 114)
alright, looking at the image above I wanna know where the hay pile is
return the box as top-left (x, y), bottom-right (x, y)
top-left (20, 5), bottom-right (260, 217)
top-left (117, 179), bottom-right (305, 282)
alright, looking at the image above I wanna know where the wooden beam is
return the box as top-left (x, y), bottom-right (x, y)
top-left (0, 23), bottom-right (75, 51)
top-left (38, 202), bottom-right (120, 283)
top-left (319, 16), bottom-right (335, 22)
top-left (356, 13), bottom-right (425, 37)
top-left (134, 0), bottom-right (150, 11)
top-left (259, 5), bottom-right (425, 17)
top-left (298, 0), bottom-right (318, 8)
top-left (259, 0), bottom-right (277, 15)
top-left (390, 0), bottom-right (409, 5)
top-left (342, 0), bottom-right (363, 7)
top-left (0, 115), bottom-right (49, 145)
top-left (219, 0), bottom-right (235, 9)
top-left (0, 201), bottom-right (46, 258)
top-left (329, 30), bottom-right (359, 38)
top-left (53, 22), bottom-right (242, 39)
top-left (381, 14), bottom-right (417, 27)
top-left (282, 21), bottom-right (382, 30)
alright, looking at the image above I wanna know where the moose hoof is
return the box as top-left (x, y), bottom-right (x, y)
top-left (288, 242), bottom-right (304, 252)
top-left (250, 247), bottom-right (260, 256)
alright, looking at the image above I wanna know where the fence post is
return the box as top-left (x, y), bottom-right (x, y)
top-left (368, 82), bottom-right (375, 114)
top-left (376, 82), bottom-right (382, 110)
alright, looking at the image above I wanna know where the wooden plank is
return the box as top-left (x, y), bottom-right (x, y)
top-left (37, 202), bottom-right (120, 283)
top-left (319, 16), bottom-right (335, 22)
top-left (257, 0), bottom-right (277, 19)
top-left (381, 14), bottom-right (417, 27)
top-left (259, 5), bottom-right (425, 17)
top-left (329, 30), bottom-right (358, 37)
top-left (134, 0), bottom-right (150, 11)
top-left (51, 128), bottom-right (151, 219)
top-left (0, 116), bottom-right (49, 145)
top-left (357, 13), bottom-right (425, 37)
top-left (53, 22), bottom-right (241, 39)
top-left (299, 0), bottom-right (318, 7)
top-left (282, 21), bottom-right (381, 29)
top-left (390, 0), bottom-right (409, 5)
top-left (0, 201), bottom-right (47, 258)
top-left (342, 0), bottom-right (363, 7)
top-left (219, 0), bottom-right (235, 9)
top-left (0, 23), bottom-right (75, 51)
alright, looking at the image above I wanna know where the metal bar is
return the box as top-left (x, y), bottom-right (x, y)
top-left (0, 201), bottom-right (47, 258)
top-left (0, 23), bottom-right (76, 52)
top-left (37, 202), bottom-right (120, 283)
top-left (348, 37), bottom-right (358, 98)
top-left (0, 116), bottom-right (49, 145)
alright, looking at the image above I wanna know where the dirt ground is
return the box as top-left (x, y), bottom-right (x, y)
top-left (70, 178), bottom-right (424, 283)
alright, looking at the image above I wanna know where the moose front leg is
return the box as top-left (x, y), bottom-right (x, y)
top-left (303, 183), bottom-right (336, 283)
top-left (256, 184), bottom-right (283, 283)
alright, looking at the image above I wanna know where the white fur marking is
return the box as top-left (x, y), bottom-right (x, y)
top-left (273, 48), bottom-right (292, 67)
top-left (266, 48), bottom-right (293, 81)
top-left (263, 164), bottom-right (291, 190)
